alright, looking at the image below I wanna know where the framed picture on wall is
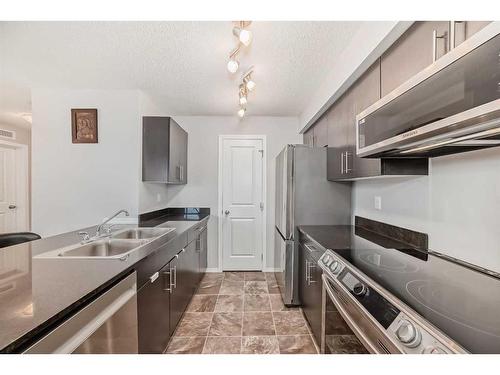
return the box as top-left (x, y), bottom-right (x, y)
top-left (71, 108), bottom-right (98, 143)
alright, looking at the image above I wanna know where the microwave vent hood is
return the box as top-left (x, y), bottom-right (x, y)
top-left (356, 22), bottom-right (500, 158)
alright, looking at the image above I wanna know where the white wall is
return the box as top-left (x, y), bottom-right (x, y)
top-left (353, 147), bottom-right (500, 273)
top-left (31, 89), bottom-right (141, 236)
top-left (139, 116), bottom-right (302, 270)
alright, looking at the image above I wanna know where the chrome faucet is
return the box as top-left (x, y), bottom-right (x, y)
top-left (96, 209), bottom-right (130, 237)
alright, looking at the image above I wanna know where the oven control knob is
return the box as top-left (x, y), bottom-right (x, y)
top-left (330, 261), bottom-right (341, 274)
top-left (353, 283), bottom-right (368, 297)
top-left (422, 346), bottom-right (446, 354)
top-left (396, 320), bottom-right (421, 348)
top-left (323, 254), bottom-right (331, 264)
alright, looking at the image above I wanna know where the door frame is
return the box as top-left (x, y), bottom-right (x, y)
top-left (217, 135), bottom-right (267, 272)
top-left (0, 139), bottom-right (29, 232)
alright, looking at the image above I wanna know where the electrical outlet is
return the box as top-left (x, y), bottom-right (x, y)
top-left (374, 196), bottom-right (382, 210)
top-left (156, 193), bottom-right (161, 203)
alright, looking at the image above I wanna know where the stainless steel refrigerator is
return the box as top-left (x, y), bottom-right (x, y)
top-left (274, 145), bottom-right (351, 306)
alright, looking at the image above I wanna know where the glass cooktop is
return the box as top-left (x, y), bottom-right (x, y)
top-left (329, 227), bottom-right (500, 354)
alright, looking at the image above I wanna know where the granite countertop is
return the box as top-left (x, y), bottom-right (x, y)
top-left (0, 215), bottom-right (209, 352)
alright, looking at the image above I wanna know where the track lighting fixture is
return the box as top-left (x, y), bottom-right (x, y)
top-left (227, 22), bottom-right (254, 118)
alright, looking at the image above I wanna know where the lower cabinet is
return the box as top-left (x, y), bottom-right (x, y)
top-left (137, 222), bottom-right (208, 353)
top-left (299, 241), bottom-right (323, 345)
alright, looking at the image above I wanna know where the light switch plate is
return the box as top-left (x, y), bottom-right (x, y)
top-left (374, 196), bottom-right (382, 210)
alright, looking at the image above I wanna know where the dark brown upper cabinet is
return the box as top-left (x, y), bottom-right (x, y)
top-left (142, 117), bottom-right (188, 184)
top-left (380, 21), bottom-right (450, 97)
top-left (381, 21), bottom-right (492, 97)
top-left (326, 60), bottom-right (428, 181)
top-left (303, 127), bottom-right (314, 146)
top-left (303, 114), bottom-right (328, 147)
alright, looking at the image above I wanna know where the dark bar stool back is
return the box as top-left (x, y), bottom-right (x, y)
top-left (0, 232), bottom-right (41, 249)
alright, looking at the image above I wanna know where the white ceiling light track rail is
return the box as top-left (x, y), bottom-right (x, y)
top-left (226, 21), bottom-right (255, 118)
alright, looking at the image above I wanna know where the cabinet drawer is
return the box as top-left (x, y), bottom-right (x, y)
top-left (135, 234), bottom-right (186, 288)
top-left (187, 221), bottom-right (207, 244)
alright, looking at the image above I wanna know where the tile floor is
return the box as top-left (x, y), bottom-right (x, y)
top-left (165, 271), bottom-right (319, 354)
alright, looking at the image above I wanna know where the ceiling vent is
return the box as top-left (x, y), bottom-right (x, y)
top-left (0, 129), bottom-right (16, 140)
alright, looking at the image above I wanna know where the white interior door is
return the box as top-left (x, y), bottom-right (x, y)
top-left (221, 137), bottom-right (264, 271)
top-left (0, 145), bottom-right (18, 233)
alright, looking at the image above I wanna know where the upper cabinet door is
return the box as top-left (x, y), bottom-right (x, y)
top-left (380, 21), bottom-right (450, 96)
top-left (352, 61), bottom-right (382, 178)
top-left (326, 93), bottom-right (352, 180)
top-left (303, 127), bottom-right (314, 146)
top-left (168, 119), bottom-right (188, 184)
top-left (327, 98), bottom-right (347, 149)
top-left (314, 115), bottom-right (328, 147)
top-left (451, 21), bottom-right (492, 47)
top-left (142, 117), bottom-right (170, 182)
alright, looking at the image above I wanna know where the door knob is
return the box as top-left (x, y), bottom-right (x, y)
top-left (8, 205), bottom-right (16, 209)
top-left (224, 210), bottom-right (230, 215)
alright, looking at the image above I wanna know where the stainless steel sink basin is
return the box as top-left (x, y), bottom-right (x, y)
top-left (110, 227), bottom-right (175, 240)
top-left (58, 239), bottom-right (144, 257)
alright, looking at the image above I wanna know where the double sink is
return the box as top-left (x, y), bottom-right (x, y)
top-left (50, 228), bottom-right (175, 259)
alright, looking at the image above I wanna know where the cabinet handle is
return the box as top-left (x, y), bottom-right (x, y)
top-left (308, 263), bottom-right (317, 284)
top-left (163, 270), bottom-right (172, 292)
top-left (171, 265), bottom-right (177, 289)
top-left (432, 29), bottom-right (447, 62)
top-left (340, 151), bottom-right (344, 174)
top-left (149, 272), bottom-right (159, 283)
top-left (344, 151), bottom-right (352, 173)
top-left (304, 243), bottom-right (317, 254)
top-left (305, 260), bottom-right (310, 285)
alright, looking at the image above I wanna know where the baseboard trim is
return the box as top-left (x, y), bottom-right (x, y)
top-left (262, 267), bottom-right (279, 272)
top-left (205, 267), bottom-right (278, 273)
top-left (205, 268), bottom-right (222, 273)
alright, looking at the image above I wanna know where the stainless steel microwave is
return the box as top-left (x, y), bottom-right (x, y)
top-left (356, 22), bottom-right (500, 158)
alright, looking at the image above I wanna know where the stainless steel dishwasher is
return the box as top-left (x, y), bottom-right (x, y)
top-left (24, 272), bottom-right (138, 354)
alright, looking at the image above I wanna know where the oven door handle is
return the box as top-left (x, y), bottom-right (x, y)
top-left (322, 274), bottom-right (380, 354)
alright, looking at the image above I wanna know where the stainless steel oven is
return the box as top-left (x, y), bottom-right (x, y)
top-left (321, 273), bottom-right (368, 354)
top-left (319, 250), bottom-right (467, 354)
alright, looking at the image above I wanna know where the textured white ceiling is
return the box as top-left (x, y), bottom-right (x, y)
top-left (0, 21), bottom-right (367, 127)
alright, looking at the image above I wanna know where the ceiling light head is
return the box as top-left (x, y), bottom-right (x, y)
top-left (233, 27), bottom-right (253, 47)
top-left (237, 107), bottom-right (246, 118)
top-left (227, 58), bottom-right (239, 73)
top-left (245, 78), bottom-right (256, 91)
top-left (242, 67), bottom-right (256, 91)
top-left (238, 84), bottom-right (248, 105)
